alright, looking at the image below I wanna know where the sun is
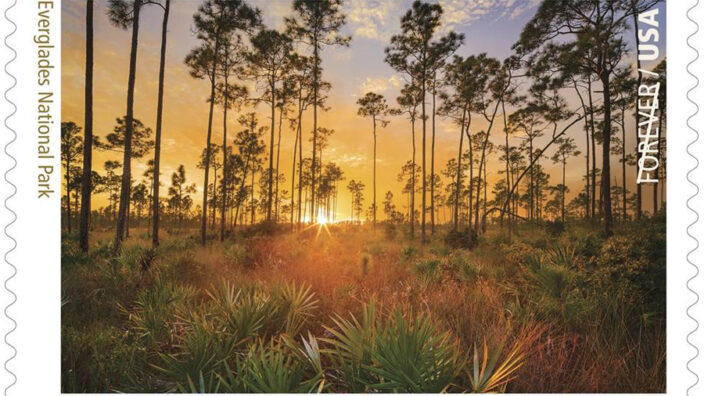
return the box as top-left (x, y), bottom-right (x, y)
top-left (301, 209), bottom-right (333, 240)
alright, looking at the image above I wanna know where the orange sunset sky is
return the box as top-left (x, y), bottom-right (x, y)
top-left (61, 0), bottom-right (666, 220)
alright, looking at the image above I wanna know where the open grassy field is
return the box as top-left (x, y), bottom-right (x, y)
top-left (62, 216), bottom-right (665, 393)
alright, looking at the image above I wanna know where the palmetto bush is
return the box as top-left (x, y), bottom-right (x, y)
top-left (125, 278), bottom-right (197, 348)
top-left (240, 337), bottom-right (324, 392)
top-left (519, 246), bottom-right (593, 330)
top-left (207, 281), bottom-right (280, 342)
top-left (143, 280), bottom-right (321, 392)
top-left (273, 282), bottom-right (319, 336)
top-left (153, 310), bottom-right (239, 392)
top-left (323, 301), bottom-right (378, 392)
top-left (546, 244), bottom-right (579, 269)
top-left (206, 280), bottom-right (319, 341)
top-left (369, 310), bottom-right (461, 392)
top-left (529, 263), bottom-right (574, 301)
top-left (323, 302), bottom-right (462, 392)
top-left (411, 258), bottom-right (442, 281)
top-left (223, 242), bottom-right (253, 268)
top-left (466, 338), bottom-right (527, 393)
top-left (62, 221), bottom-right (665, 393)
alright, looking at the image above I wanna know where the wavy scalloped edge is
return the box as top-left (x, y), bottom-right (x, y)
top-left (2, 0), bottom-right (17, 394)
top-left (687, 0), bottom-right (701, 395)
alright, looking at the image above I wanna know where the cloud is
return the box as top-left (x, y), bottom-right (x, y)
top-left (359, 75), bottom-right (403, 94)
top-left (344, 0), bottom-right (541, 41)
top-left (333, 48), bottom-right (354, 61)
top-left (438, 0), bottom-right (542, 32)
top-left (163, 138), bottom-right (177, 150)
top-left (343, 0), bottom-right (398, 41)
top-left (264, 1), bottom-right (292, 30)
top-left (388, 75), bottom-right (403, 88)
top-left (336, 154), bottom-right (367, 167)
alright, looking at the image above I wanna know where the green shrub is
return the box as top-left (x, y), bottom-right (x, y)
top-left (401, 245), bottom-right (417, 261)
top-left (323, 302), bottom-right (378, 392)
top-left (442, 251), bottom-right (481, 281)
top-left (501, 242), bottom-right (538, 267)
top-left (62, 325), bottom-right (144, 393)
top-left (236, 337), bottom-right (324, 393)
top-left (207, 281), bottom-right (279, 342)
top-left (384, 222), bottom-right (397, 240)
top-left (430, 243), bottom-right (451, 257)
top-left (224, 242), bottom-right (253, 268)
top-left (370, 310), bottom-right (460, 392)
top-left (126, 279), bottom-right (197, 348)
top-left (544, 220), bottom-right (565, 236)
top-left (272, 282), bottom-right (319, 336)
top-left (444, 228), bottom-right (478, 250)
top-left (546, 244), bottom-right (578, 269)
top-left (573, 233), bottom-right (604, 258)
top-left (154, 311), bottom-right (238, 392)
top-left (595, 226), bottom-right (665, 314)
top-left (530, 263), bottom-right (574, 300)
top-left (324, 303), bottom-right (461, 392)
top-left (412, 258), bottom-right (441, 280)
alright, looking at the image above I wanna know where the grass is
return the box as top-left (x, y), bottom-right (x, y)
top-left (61, 217), bottom-right (665, 393)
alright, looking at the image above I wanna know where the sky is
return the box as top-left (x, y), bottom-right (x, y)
top-left (61, 0), bottom-right (667, 220)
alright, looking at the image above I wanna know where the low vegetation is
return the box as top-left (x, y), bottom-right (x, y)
top-left (62, 214), bottom-right (665, 393)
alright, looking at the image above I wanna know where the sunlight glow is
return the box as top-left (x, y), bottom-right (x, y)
top-left (301, 209), bottom-right (333, 240)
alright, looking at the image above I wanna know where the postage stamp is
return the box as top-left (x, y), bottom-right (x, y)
top-left (0, 0), bottom-right (701, 394)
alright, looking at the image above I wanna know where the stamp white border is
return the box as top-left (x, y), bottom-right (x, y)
top-left (0, 0), bottom-right (701, 395)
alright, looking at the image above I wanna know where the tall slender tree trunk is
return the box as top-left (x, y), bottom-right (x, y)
top-left (466, 115), bottom-right (473, 244)
top-left (454, 106), bottom-right (467, 230)
top-left (73, 192), bottom-right (79, 231)
top-left (291, 112), bottom-right (301, 230)
top-left (585, 124), bottom-right (590, 218)
top-left (410, 117), bottom-right (416, 238)
top-left (621, 109), bottom-right (627, 220)
top-left (573, 81), bottom-right (590, 219)
top-left (297, 105), bottom-right (304, 230)
top-left (587, 80), bottom-right (597, 219)
top-left (475, 101), bottom-right (500, 233)
top-left (275, 102), bottom-right (284, 223)
top-left (482, 158), bottom-right (487, 232)
top-left (65, 156), bottom-right (72, 234)
top-left (211, 161), bottom-right (218, 228)
top-left (200, 31), bottom-right (220, 245)
top-left (125, 194), bottom-right (131, 238)
top-left (79, 0), bottom-right (94, 252)
top-left (654, 110), bottom-right (663, 213)
top-left (601, 74), bottom-right (614, 236)
top-left (251, 168), bottom-right (256, 224)
top-left (220, 61), bottom-right (229, 242)
top-left (372, 116), bottom-right (377, 231)
top-left (430, 83), bottom-right (436, 234)
top-left (233, 155), bottom-right (250, 231)
top-left (421, 71), bottom-right (427, 243)
top-left (267, 78), bottom-right (276, 222)
top-left (562, 159), bottom-right (566, 222)
top-left (502, 99), bottom-right (512, 238)
top-left (114, 0), bottom-right (142, 253)
top-left (291, 100), bottom-right (302, 231)
top-left (529, 138), bottom-right (534, 220)
top-left (311, 43), bottom-right (319, 224)
top-left (152, 0), bottom-right (169, 247)
top-left (147, 201), bottom-right (152, 237)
